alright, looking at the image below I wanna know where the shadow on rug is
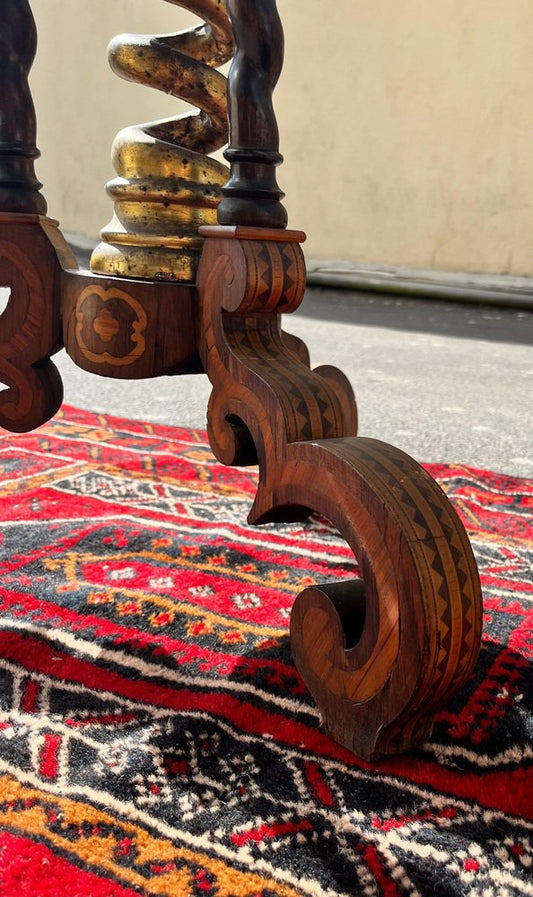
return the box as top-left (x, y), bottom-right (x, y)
top-left (0, 405), bottom-right (532, 896)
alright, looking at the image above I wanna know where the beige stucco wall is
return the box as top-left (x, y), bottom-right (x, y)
top-left (30, 1), bottom-right (533, 275)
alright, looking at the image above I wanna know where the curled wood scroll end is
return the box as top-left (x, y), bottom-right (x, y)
top-left (287, 439), bottom-right (483, 759)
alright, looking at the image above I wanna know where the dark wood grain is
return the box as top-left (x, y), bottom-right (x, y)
top-left (0, 0), bottom-right (47, 215)
top-left (217, 0), bottom-right (288, 228)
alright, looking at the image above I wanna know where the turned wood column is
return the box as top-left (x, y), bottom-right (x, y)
top-left (217, 0), bottom-right (288, 229)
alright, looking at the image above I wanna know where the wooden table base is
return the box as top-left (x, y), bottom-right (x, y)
top-left (0, 0), bottom-right (483, 759)
top-left (196, 225), bottom-right (482, 759)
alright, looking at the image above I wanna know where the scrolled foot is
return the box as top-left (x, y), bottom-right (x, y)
top-left (197, 228), bottom-right (482, 758)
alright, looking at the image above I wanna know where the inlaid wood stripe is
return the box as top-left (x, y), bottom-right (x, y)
top-left (316, 438), bottom-right (481, 708)
top-left (241, 241), bottom-right (306, 314)
top-left (227, 322), bottom-right (347, 442)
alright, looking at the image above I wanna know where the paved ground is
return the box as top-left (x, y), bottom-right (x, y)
top-left (54, 259), bottom-right (533, 479)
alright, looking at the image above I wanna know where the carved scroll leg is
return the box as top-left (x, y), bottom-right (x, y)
top-left (197, 230), bottom-right (483, 759)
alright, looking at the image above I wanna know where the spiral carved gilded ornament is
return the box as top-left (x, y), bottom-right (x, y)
top-left (90, 0), bottom-right (234, 283)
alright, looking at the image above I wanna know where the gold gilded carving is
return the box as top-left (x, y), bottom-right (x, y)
top-left (90, 0), bottom-right (233, 282)
top-left (75, 284), bottom-right (147, 366)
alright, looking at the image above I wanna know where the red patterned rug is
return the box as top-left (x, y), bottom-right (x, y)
top-left (0, 405), bottom-right (532, 896)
